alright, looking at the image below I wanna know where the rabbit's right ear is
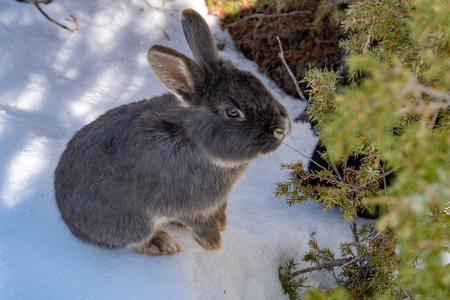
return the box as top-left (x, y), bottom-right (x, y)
top-left (180, 9), bottom-right (220, 66)
top-left (148, 45), bottom-right (202, 101)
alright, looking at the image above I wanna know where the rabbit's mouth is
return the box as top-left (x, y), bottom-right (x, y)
top-left (258, 139), bottom-right (285, 155)
top-left (259, 119), bottom-right (292, 153)
top-left (202, 130), bottom-right (287, 167)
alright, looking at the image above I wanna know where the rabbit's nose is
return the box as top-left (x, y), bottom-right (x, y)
top-left (274, 117), bottom-right (291, 140)
top-left (274, 128), bottom-right (285, 140)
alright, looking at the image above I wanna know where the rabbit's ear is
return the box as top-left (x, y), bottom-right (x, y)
top-left (148, 45), bottom-right (202, 100)
top-left (180, 9), bottom-right (219, 66)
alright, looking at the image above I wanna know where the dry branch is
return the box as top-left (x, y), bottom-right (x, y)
top-left (283, 143), bottom-right (330, 172)
top-left (16, 0), bottom-right (52, 3)
top-left (276, 37), bottom-right (308, 102)
top-left (225, 11), bottom-right (313, 27)
top-left (16, 0), bottom-right (79, 33)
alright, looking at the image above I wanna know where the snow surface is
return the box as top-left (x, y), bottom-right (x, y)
top-left (0, 0), bottom-right (355, 299)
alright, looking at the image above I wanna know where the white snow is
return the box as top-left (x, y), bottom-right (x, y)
top-left (0, 0), bottom-right (354, 299)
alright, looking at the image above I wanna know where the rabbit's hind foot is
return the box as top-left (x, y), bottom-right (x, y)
top-left (192, 229), bottom-right (222, 251)
top-left (215, 211), bottom-right (227, 231)
top-left (134, 230), bottom-right (181, 256)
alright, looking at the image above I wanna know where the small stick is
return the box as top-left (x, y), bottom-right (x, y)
top-left (410, 75), bottom-right (450, 104)
top-left (35, 3), bottom-right (79, 33)
top-left (15, 0), bottom-right (78, 33)
top-left (323, 154), bottom-right (344, 183)
top-left (225, 11), bottom-right (313, 27)
top-left (283, 142), bottom-right (345, 185)
top-left (16, 0), bottom-right (52, 3)
top-left (276, 36), bottom-right (308, 102)
top-left (351, 215), bottom-right (359, 244)
top-left (283, 143), bottom-right (328, 171)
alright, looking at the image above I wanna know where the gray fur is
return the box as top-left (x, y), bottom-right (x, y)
top-left (54, 9), bottom-right (292, 254)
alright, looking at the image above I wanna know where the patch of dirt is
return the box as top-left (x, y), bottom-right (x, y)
top-left (217, 3), bottom-right (347, 100)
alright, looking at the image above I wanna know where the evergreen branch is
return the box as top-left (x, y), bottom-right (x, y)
top-left (280, 256), bottom-right (369, 281)
top-left (225, 11), bottom-right (313, 27)
top-left (313, 254), bottom-right (371, 289)
top-left (276, 36), bottom-right (308, 102)
top-left (283, 143), bottom-right (392, 190)
top-left (353, 225), bottom-right (387, 248)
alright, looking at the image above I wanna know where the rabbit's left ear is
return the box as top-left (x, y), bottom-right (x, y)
top-left (148, 45), bottom-right (202, 101)
top-left (180, 9), bottom-right (219, 67)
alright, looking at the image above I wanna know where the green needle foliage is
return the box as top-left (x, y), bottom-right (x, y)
top-left (279, 258), bottom-right (309, 300)
top-left (276, 0), bottom-right (450, 298)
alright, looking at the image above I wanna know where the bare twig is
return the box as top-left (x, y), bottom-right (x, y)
top-left (283, 142), bottom-right (348, 186)
top-left (415, 82), bottom-right (450, 104)
top-left (351, 215), bottom-right (359, 243)
top-left (225, 11), bottom-right (313, 27)
top-left (276, 36), bottom-right (308, 102)
top-left (283, 143), bottom-right (328, 171)
top-left (252, 18), bottom-right (263, 55)
top-left (16, 0), bottom-right (52, 3)
top-left (322, 154), bottom-right (344, 183)
top-left (397, 73), bottom-right (450, 115)
top-left (380, 167), bottom-right (396, 179)
top-left (16, 0), bottom-right (78, 33)
top-left (35, 3), bottom-right (79, 33)
top-left (430, 108), bottom-right (441, 129)
top-left (398, 101), bottom-right (449, 115)
top-left (381, 161), bottom-right (388, 195)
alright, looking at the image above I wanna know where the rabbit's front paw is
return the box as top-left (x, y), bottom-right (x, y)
top-left (192, 229), bottom-right (222, 251)
top-left (134, 230), bottom-right (181, 256)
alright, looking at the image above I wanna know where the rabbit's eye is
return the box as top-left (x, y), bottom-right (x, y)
top-left (225, 108), bottom-right (241, 119)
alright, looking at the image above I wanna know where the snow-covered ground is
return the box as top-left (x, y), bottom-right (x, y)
top-left (0, 1), bottom-right (355, 299)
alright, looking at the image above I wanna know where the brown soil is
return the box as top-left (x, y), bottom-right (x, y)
top-left (218, 4), bottom-right (347, 100)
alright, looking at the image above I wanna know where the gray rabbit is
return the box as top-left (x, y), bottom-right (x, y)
top-left (54, 9), bottom-right (292, 255)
